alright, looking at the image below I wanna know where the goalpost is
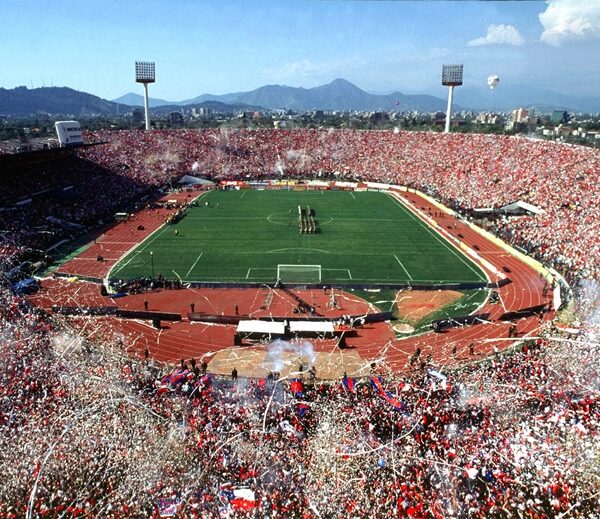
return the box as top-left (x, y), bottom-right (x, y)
top-left (277, 264), bottom-right (322, 284)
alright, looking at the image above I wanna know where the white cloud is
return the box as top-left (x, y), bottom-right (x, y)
top-left (468, 24), bottom-right (525, 47)
top-left (539, 0), bottom-right (600, 46)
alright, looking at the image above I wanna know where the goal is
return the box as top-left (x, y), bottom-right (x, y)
top-left (277, 264), bottom-right (322, 284)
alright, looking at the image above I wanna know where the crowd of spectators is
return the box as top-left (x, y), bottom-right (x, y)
top-left (82, 129), bottom-right (600, 282)
top-left (0, 146), bottom-right (181, 266)
top-left (1, 128), bottom-right (599, 283)
top-left (2, 128), bottom-right (600, 517)
top-left (1, 278), bottom-right (599, 517)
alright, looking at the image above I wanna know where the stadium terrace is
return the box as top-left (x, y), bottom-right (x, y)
top-left (1, 128), bottom-right (599, 517)
top-left (4, 129), bottom-right (596, 280)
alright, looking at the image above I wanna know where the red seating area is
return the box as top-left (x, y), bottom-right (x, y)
top-left (1, 129), bottom-right (599, 517)
top-left (1, 284), bottom-right (599, 517)
top-left (83, 129), bottom-right (600, 282)
top-left (2, 129), bottom-right (598, 282)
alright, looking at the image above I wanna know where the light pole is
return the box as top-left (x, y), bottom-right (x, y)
top-left (150, 251), bottom-right (154, 280)
top-left (135, 61), bottom-right (156, 131)
top-left (441, 64), bottom-right (463, 134)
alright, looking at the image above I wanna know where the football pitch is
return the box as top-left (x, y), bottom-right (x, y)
top-left (109, 190), bottom-right (487, 285)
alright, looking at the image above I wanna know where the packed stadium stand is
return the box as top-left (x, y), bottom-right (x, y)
top-left (1, 129), bottom-right (599, 517)
top-left (6, 129), bottom-right (597, 281)
top-left (1, 283), bottom-right (599, 517)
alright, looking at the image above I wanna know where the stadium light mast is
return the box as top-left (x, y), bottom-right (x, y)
top-left (441, 64), bottom-right (463, 134)
top-left (135, 61), bottom-right (155, 131)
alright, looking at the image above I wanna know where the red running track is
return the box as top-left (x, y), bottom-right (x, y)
top-left (373, 190), bottom-right (554, 371)
top-left (55, 188), bottom-right (209, 280)
top-left (32, 188), bottom-right (554, 376)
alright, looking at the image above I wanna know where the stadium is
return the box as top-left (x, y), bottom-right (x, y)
top-left (1, 128), bottom-right (599, 516)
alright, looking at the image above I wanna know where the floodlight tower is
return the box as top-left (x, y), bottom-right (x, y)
top-left (135, 61), bottom-right (155, 131)
top-left (441, 64), bottom-right (463, 133)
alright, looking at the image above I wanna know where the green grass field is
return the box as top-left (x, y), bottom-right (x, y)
top-left (350, 287), bottom-right (489, 336)
top-left (109, 190), bottom-right (487, 285)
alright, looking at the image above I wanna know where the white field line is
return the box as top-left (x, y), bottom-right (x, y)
top-left (162, 276), bottom-right (482, 283)
top-left (266, 247), bottom-right (331, 254)
top-left (245, 268), bottom-right (354, 281)
top-left (186, 252), bottom-right (204, 277)
top-left (110, 223), bottom-right (169, 276)
top-left (388, 193), bottom-right (486, 282)
top-left (393, 254), bottom-right (413, 280)
top-left (107, 191), bottom-right (210, 281)
top-left (190, 215), bottom-right (410, 222)
top-left (349, 191), bottom-right (356, 200)
top-left (322, 268), bottom-right (352, 280)
top-left (246, 267), bottom-right (277, 279)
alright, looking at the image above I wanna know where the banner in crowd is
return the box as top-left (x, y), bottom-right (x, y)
top-left (219, 484), bottom-right (256, 516)
top-left (161, 369), bottom-right (192, 386)
top-left (296, 402), bottom-right (310, 417)
top-left (157, 497), bottom-right (180, 517)
top-left (370, 376), bottom-right (405, 411)
top-left (342, 375), bottom-right (356, 393)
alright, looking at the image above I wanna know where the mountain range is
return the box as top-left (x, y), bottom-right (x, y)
top-left (114, 79), bottom-right (453, 112)
top-left (115, 78), bottom-right (600, 114)
top-left (0, 87), bottom-right (261, 117)
top-left (0, 86), bottom-right (122, 117)
top-left (2, 79), bottom-right (599, 117)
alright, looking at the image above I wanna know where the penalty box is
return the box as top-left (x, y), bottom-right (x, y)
top-left (245, 265), bottom-right (353, 283)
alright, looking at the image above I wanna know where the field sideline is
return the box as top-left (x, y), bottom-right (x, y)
top-left (109, 190), bottom-right (487, 285)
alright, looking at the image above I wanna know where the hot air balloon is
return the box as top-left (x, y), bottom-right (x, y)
top-left (487, 75), bottom-right (500, 90)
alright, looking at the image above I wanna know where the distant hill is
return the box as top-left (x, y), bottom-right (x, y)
top-left (115, 78), bottom-right (600, 114)
top-left (180, 78), bottom-right (453, 112)
top-left (457, 84), bottom-right (600, 114)
top-left (0, 86), bottom-right (128, 116)
top-left (112, 92), bottom-right (177, 108)
top-left (8, 80), bottom-right (599, 118)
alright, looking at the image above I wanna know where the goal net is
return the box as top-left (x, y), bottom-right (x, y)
top-left (277, 264), bottom-right (322, 284)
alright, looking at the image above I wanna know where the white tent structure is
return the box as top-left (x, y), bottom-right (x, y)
top-left (289, 321), bottom-right (335, 337)
top-left (473, 200), bottom-right (545, 217)
top-left (236, 320), bottom-right (285, 339)
top-left (178, 175), bottom-right (215, 186)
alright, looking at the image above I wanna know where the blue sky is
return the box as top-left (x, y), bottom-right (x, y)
top-left (1, 0), bottom-right (599, 102)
